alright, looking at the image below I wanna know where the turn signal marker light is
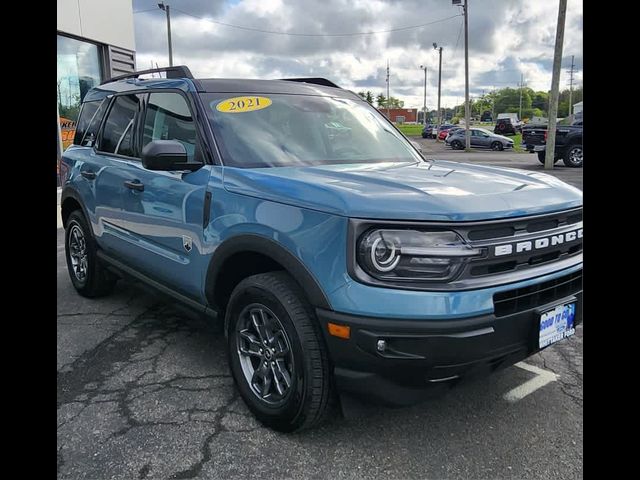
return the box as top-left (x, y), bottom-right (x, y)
top-left (328, 322), bottom-right (351, 339)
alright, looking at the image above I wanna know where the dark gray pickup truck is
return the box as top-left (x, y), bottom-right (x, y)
top-left (522, 121), bottom-right (583, 167)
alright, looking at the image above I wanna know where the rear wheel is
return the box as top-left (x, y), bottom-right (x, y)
top-left (65, 210), bottom-right (117, 297)
top-left (491, 141), bottom-right (504, 151)
top-left (563, 144), bottom-right (583, 167)
top-left (226, 272), bottom-right (333, 432)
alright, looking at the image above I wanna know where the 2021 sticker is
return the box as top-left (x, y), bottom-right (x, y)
top-left (215, 96), bottom-right (272, 113)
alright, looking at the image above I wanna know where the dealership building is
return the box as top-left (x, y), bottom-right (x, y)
top-left (57, 0), bottom-right (136, 185)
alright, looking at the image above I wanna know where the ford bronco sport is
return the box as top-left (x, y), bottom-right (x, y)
top-left (60, 66), bottom-right (583, 432)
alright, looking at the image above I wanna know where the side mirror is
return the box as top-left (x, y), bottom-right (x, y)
top-left (410, 140), bottom-right (423, 153)
top-left (141, 140), bottom-right (201, 171)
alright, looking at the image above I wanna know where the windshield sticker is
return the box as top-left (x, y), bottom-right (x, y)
top-left (215, 96), bottom-right (272, 113)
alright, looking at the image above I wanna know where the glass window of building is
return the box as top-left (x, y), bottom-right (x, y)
top-left (57, 35), bottom-right (102, 151)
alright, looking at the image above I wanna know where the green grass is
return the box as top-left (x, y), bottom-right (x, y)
top-left (512, 133), bottom-right (523, 152)
top-left (394, 124), bottom-right (423, 136)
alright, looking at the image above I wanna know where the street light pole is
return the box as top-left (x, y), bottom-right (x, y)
top-left (463, 0), bottom-right (470, 151)
top-left (158, 2), bottom-right (173, 67)
top-left (420, 65), bottom-right (427, 125)
top-left (433, 43), bottom-right (443, 135)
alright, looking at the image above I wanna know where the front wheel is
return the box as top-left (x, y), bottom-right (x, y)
top-left (563, 144), bottom-right (583, 167)
top-left (491, 141), bottom-right (504, 151)
top-left (226, 272), bottom-right (333, 432)
top-left (451, 140), bottom-right (463, 150)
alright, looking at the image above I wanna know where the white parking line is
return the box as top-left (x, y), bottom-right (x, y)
top-left (503, 362), bottom-right (559, 402)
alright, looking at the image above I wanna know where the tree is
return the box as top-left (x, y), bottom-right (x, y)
top-left (376, 93), bottom-right (387, 108)
top-left (357, 91), bottom-right (367, 100)
top-left (365, 91), bottom-right (374, 105)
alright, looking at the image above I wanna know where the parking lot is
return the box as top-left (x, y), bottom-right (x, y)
top-left (57, 152), bottom-right (583, 480)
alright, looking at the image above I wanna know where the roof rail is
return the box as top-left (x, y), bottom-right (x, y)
top-left (102, 65), bottom-right (194, 84)
top-left (280, 78), bottom-right (341, 89)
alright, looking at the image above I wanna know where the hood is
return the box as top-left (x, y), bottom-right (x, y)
top-left (222, 160), bottom-right (582, 221)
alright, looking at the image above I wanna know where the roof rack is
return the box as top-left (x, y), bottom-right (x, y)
top-left (280, 78), bottom-right (341, 89)
top-left (102, 65), bottom-right (194, 84)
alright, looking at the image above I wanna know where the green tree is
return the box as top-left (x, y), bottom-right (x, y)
top-left (365, 91), bottom-right (374, 104)
top-left (357, 91), bottom-right (367, 100)
top-left (376, 93), bottom-right (387, 108)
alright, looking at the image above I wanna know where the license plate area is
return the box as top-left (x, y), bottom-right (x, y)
top-left (538, 300), bottom-right (576, 349)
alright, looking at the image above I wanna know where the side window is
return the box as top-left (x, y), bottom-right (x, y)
top-left (99, 94), bottom-right (141, 157)
top-left (143, 92), bottom-right (199, 162)
top-left (74, 99), bottom-right (108, 147)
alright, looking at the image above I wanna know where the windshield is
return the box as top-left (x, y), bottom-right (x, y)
top-left (202, 93), bottom-right (423, 168)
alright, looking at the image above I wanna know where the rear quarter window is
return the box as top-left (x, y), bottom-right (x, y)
top-left (73, 100), bottom-right (107, 146)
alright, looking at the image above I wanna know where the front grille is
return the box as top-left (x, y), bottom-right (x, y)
top-left (493, 270), bottom-right (582, 317)
top-left (459, 208), bottom-right (583, 278)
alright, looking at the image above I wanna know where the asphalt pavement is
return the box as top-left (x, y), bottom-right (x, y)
top-left (57, 150), bottom-right (583, 480)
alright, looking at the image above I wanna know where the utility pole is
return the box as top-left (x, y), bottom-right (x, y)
top-left (433, 43), bottom-right (443, 135)
top-left (545, 0), bottom-right (567, 170)
top-left (158, 2), bottom-right (173, 66)
top-left (420, 65), bottom-right (427, 125)
top-left (386, 60), bottom-right (390, 119)
top-left (463, 0), bottom-right (470, 151)
top-left (518, 73), bottom-right (524, 120)
top-left (567, 55), bottom-right (575, 116)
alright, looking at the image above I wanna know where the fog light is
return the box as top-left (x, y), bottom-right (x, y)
top-left (377, 339), bottom-right (386, 352)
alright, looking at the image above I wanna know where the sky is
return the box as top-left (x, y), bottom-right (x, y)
top-left (132, 0), bottom-right (583, 110)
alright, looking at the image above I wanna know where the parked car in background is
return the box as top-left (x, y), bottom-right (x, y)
top-left (494, 118), bottom-right (521, 135)
top-left (444, 126), bottom-right (464, 140)
top-left (521, 118), bottom-right (582, 167)
top-left (481, 111), bottom-right (493, 122)
top-left (446, 127), bottom-right (514, 150)
top-left (421, 123), bottom-right (437, 138)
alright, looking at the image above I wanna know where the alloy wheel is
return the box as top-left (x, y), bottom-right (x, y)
top-left (68, 224), bottom-right (88, 282)
top-left (236, 304), bottom-right (295, 406)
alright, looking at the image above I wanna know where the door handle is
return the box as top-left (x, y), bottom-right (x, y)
top-left (124, 180), bottom-right (144, 192)
top-left (81, 170), bottom-right (96, 180)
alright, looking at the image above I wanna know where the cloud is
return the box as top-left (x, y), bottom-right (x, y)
top-left (133, 0), bottom-right (583, 109)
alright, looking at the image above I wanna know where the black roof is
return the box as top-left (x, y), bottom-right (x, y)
top-left (196, 78), bottom-right (355, 98)
top-left (94, 65), bottom-right (360, 101)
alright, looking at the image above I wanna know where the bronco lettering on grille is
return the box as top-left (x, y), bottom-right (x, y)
top-left (494, 228), bottom-right (583, 257)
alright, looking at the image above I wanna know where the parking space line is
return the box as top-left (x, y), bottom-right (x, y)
top-left (503, 362), bottom-right (559, 402)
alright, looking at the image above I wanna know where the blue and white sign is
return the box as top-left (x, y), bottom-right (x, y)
top-left (539, 302), bottom-right (576, 349)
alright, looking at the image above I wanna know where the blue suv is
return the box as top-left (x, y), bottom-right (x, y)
top-left (61, 66), bottom-right (583, 432)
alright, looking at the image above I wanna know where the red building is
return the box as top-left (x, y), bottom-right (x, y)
top-left (378, 108), bottom-right (418, 123)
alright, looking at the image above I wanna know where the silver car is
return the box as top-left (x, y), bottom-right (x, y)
top-left (445, 127), bottom-right (514, 151)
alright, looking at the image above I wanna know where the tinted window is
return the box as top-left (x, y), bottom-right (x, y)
top-left (203, 93), bottom-right (423, 168)
top-left (143, 93), bottom-right (199, 162)
top-left (74, 99), bottom-right (107, 146)
top-left (99, 94), bottom-right (141, 156)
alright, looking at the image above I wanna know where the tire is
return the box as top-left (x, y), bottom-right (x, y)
top-left (226, 272), bottom-right (333, 432)
top-left (491, 141), bottom-right (504, 151)
top-left (422, 133), bottom-right (428, 138)
top-left (451, 140), bottom-right (463, 150)
top-left (563, 144), bottom-right (583, 168)
top-left (64, 210), bottom-right (117, 297)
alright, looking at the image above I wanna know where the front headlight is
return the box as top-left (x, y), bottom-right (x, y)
top-left (357, 229), bottom-right (483, 282)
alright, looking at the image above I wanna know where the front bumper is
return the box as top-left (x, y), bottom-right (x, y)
top-left (317, 290), bottom-right (582, 406)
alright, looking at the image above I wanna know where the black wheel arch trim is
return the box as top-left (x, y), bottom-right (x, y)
top-left (205, 234), bottom-right (332, 311)
top-left (61, 186), bottom-right (92, 228)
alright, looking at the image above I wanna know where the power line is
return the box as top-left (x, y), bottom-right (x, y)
top-left (133, 8), bottom-right (157, 14)
top-left (167, 8), bottom-right (462, 37)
